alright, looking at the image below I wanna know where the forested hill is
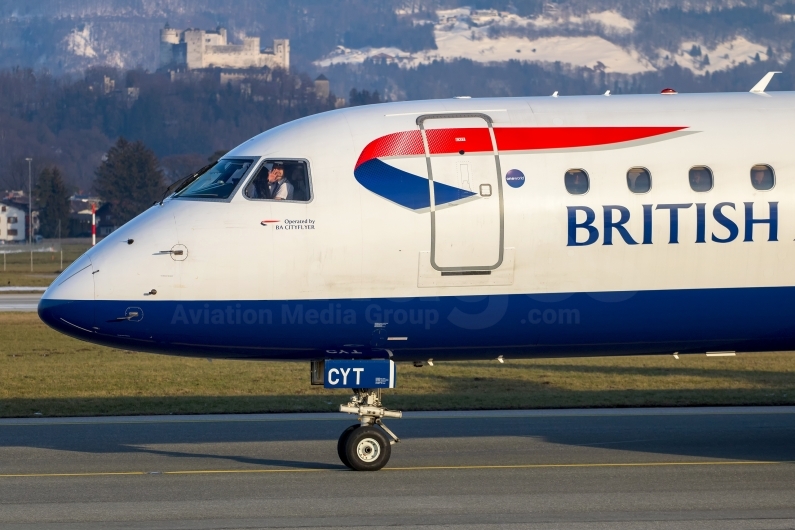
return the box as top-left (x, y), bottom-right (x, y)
top-left (2, 1), bottom-right (794, 74)
top-left (0, 68), bottom-right (338, 191)
top-left (2, 53), bottom-right (789, 193)
top-left (3, 0), bottom-right (795, 191)
top-left (0, 0), bottom-right (437, 74)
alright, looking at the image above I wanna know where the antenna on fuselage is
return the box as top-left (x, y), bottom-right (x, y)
top-left (551, 91), bottom-right (558, 97)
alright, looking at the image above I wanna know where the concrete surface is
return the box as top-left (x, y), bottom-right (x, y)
top-left (1, 407), bottom-right (795, 529)
top-left (0, 293), bottom-right (42, 312)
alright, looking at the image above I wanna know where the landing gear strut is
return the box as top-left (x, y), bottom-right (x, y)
top-left (337, 388), bottom-right (401, 471)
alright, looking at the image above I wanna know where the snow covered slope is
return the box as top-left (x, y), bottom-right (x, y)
top-left (0, 1), bottom-right (783, 76)
top-left (315, 7), bottom-right (773, 76)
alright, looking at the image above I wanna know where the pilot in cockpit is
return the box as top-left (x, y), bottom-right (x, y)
top-left (245, 162), bottom-right (294, 200)
top-left (267, 162), bottom-right (294, 200)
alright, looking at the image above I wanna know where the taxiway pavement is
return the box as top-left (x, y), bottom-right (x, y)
top-left (1, 407), bottom-right (795, 529)
top-left (0, 293), bottom-right (42, 312)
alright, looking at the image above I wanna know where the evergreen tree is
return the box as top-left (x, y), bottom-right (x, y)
top-left (94, 137), bottom-right (165, 224)
top-left (348, 88), bottom-right (382, 106)
top-left (33, 166), bottom-right (70, 239)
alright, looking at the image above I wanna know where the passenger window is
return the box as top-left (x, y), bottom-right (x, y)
top-left (750, 164), bottom-right (774, 191)
top-left (627, 167), bottom-right (651, 194)
top-left (245, 160), bottom-right (311, 202)
top-left (564, 169), bottom-right (589, 195)
top-left (688, 166), bottom-right (713, 192)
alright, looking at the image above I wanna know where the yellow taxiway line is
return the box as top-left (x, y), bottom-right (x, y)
top-left (0, 460), bottom-right (787, 478)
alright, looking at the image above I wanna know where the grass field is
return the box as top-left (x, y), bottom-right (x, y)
top-left (0, 240), bottom-right (91, 288)
top-left (2, 312), bottom-right (795, 417)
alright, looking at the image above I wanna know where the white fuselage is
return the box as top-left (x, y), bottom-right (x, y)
top-left (39, 92), bottom-right (795, 360)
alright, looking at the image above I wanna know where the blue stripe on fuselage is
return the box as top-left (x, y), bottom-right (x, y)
top-left (354, 158), bottom-right (476, 211)
top-left (38, 286), bottom-right (795, 361)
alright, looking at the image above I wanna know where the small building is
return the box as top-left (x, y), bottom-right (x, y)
top-left (160, 24), bottom-right (289, 72)
top-left (69, 210), bottom-right (94, 238)
top-left (102, 75), bottom-right (116, 94)
top-left (370, 53), bottom-right (396, 65)
top-left (314, 74), bottom-right (330, 99)
top-left (470, 9), bottom-right (501, 24)
top-left (95, 203), bottom-right (119, 237)
top-left (0, 200), bottom-right (27, 242)
top-left (68, 194), bottom-right (101, 237)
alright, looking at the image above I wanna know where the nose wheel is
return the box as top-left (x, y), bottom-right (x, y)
top-left (338, 424), bottom-right (392, 471)
top-left (337, 424), bottom-right (359, 469)
top-left (337, 388), bottom-right (401, 471)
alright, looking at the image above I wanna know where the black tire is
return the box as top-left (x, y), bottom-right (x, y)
top-left (337, 424), bottom-right (359, 469)
top-left (345, 425), bottom-right (391, 471)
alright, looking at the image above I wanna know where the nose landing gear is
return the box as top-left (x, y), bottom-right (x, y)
top-left (337, 388), bottom-right (401, 471)
top-left (339, 424), bottom-right (391, 471)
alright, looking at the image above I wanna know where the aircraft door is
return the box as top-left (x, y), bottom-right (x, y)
top-left (418, 113), bottom-right (504, 271)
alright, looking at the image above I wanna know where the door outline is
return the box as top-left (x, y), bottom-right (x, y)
top-left (416, 113), bottom-right (505, 272)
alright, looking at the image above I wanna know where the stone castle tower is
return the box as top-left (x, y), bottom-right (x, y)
top-left (159, 24), bottom-right (289, 72)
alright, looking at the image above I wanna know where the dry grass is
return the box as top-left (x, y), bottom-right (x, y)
top-left (2, 312), bottom-right (795, 417)
top-left (0, 242), bottom-right (91, 288)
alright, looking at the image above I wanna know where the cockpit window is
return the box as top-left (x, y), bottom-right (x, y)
top-left (244, 160), bottom-right (312, 202)
top-left (176, 158), bottom-right (255, 199)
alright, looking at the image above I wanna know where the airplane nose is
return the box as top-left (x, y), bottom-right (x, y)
top-left (38, 252), bottom-right (96, 338)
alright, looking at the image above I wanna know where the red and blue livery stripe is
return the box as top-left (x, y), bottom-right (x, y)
top-left (354, 126), bottom-right (687, 211)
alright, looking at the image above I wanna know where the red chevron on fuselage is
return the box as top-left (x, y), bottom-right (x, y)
top-left (355, 126), bottom-right (687, 168)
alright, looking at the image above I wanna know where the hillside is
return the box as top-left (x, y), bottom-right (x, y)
top-left (1, 1), bottom-right (792, 76)
top-left (317, 3), bottom-right (791, 77)
top-left (2, 0), bottom-right (795, 191)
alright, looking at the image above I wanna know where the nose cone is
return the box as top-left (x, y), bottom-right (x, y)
top-left (38, 252), bottom-right (96, 338)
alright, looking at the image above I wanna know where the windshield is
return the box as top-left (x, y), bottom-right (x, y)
top-left (176, 158), bottom-right (255, 199)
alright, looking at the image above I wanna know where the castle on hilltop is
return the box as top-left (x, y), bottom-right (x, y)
top-left (159, 24), bottom-right (289, 71)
